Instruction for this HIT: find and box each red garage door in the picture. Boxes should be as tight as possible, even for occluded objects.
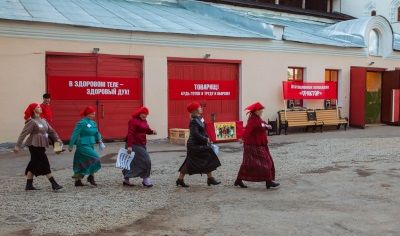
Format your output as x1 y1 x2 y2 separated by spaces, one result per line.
46 53 143 140
168 58 240 130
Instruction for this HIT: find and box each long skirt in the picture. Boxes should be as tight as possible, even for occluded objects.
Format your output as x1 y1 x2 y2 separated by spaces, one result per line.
179 144 221 175
122 145 151 179
73 144 101 178
237 145 275 182
26 146 51 177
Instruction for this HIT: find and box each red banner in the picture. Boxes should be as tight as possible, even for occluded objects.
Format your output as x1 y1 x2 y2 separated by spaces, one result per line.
169 79 237 100
48 76 142 100
282 81 337 100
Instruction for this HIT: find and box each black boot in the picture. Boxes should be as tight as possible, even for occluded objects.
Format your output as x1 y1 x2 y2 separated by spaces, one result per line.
25 179 39 191
176 179 189 188
234 179 248 188
49 177 63 191
266 181 280 189
75 179 85 187
87 175 97 186
207 177 221 186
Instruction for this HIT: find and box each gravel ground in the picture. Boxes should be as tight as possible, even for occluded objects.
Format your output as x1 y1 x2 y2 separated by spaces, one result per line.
0 126 399 235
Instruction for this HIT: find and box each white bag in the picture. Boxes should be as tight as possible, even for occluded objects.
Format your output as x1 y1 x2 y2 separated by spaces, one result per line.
210 144 220 156
116 148 135 170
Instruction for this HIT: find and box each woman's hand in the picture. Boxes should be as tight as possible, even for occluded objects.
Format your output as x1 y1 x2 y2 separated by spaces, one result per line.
13 146 20 153
127 147 132 154
238 139 243 144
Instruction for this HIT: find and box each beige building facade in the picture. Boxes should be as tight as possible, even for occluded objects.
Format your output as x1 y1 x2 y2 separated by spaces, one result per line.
1 1 400 143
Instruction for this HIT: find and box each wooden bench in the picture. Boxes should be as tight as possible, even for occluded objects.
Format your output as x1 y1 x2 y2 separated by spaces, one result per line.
315 109 348 130
278 110 323 135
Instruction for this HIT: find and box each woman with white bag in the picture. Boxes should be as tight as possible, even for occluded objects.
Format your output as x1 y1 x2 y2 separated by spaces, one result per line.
123 106 157 187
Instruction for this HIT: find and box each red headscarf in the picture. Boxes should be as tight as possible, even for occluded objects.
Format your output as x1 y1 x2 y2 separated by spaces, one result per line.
187 102 201 113
245 102 265 113
24 103 39 120
132 106 149 118
80 106 96 117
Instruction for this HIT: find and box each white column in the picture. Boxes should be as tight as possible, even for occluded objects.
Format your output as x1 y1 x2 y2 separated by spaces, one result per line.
275 0 279 4
302 0 306 9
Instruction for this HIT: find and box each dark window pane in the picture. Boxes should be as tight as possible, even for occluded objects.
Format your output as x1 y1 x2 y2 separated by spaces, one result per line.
255 0 276 4
305 0 328 11
397 7 400 21
279 0 302 8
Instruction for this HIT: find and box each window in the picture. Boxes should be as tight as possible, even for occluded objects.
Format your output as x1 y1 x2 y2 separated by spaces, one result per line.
255 0 276 4
369 29 380 56
279 0 302 8
371 10 377 16
305 0 328 12
325 69 339 109
287 67 304 108
397 7 400 21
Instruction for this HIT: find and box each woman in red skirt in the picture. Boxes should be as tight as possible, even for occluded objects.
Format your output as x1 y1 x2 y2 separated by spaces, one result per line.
234 102 279 189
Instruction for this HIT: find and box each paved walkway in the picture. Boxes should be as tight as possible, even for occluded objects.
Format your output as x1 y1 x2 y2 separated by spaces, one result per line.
0 125 399 235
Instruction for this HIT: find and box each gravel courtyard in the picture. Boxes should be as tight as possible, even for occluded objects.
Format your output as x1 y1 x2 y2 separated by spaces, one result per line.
0 126 399 236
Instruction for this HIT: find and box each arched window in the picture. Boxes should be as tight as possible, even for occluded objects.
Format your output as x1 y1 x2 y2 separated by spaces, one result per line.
371 10 377 16
397 7 400 21
369 29 380 56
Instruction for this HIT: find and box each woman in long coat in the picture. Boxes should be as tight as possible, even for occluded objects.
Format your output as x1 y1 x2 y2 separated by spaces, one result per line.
234 102 280 189
123 106 157 187
14 103 63 191
176 102 221 187
68 106 104 187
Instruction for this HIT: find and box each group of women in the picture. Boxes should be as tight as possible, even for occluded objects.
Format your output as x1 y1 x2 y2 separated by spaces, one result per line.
14 100 279 191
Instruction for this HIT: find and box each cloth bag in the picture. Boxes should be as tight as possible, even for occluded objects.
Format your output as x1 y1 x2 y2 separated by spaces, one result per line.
116 148 135 170
210 144 220 156
53 141 63 154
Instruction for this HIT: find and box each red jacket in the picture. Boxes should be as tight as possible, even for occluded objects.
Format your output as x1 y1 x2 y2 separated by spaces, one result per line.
40 103 53 122
126 117 154 147
243 114 268 146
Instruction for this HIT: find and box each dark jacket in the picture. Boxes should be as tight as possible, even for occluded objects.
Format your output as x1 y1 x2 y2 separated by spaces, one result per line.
186 116 209 147
179 116 221 175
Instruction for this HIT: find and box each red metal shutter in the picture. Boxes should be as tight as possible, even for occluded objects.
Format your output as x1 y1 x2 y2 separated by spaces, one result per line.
46 54 98 140
96 55 143 140
168 59 239 130
46 53 143 141
349 67 367 128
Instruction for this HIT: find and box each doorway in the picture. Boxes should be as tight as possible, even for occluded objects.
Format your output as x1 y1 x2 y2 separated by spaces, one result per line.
365 72 382 124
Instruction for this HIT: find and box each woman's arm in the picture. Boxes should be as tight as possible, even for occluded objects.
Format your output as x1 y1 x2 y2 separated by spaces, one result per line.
15 120 35 149
68 120 84 149
190 120 208 144
46 121 61 143
126 119 136 148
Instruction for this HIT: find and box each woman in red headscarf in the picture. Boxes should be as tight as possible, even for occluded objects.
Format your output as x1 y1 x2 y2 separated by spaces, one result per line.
234 102 279 189
68 106 104 187
123 106 157 187
14 103 63 191
175 102 221 187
